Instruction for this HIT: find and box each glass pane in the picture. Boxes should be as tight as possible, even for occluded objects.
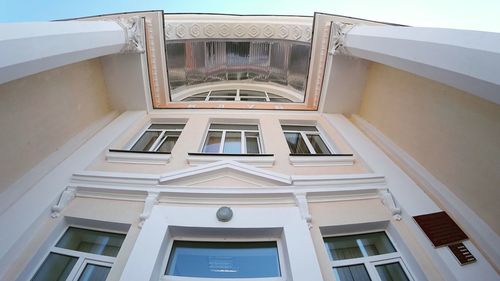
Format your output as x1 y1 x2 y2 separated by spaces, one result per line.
269 97 292 103
240 97 267 102
210 90 237 96
193 92 209 97
324 232 396 261
78 264 111 281
148 124 185 130
182 97 206 101
203 131 222 153
31 253 77 281
239 90 266 97
223 132 242 153
55 227 125 257
281 125 318 132
284 132 310 154
333 264 372 281
376 262 410 281
130 131 161 151
210 124 258 131
166 241 281 278
208 97 236 101
156 134 179 152
245 134 260 154
307 135 331 154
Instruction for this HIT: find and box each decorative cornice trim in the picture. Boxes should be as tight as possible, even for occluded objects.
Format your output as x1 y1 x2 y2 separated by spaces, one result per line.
187 154 275 167
115 16 146 53
106 150 171 165
164 16 312 42
289 155 355 166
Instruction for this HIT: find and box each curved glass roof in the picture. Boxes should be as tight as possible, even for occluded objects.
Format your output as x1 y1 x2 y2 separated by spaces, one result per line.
166 40 311 101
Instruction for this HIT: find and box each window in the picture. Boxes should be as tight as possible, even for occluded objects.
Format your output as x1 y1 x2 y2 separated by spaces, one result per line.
130 124 184 153
182 90 293 103
282 125 332 155
202 124 261 154
323 232 413 281
31 227 126 281
165 241 281 279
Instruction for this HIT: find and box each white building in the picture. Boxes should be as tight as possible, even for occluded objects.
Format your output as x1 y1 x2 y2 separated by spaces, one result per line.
0 10 499 281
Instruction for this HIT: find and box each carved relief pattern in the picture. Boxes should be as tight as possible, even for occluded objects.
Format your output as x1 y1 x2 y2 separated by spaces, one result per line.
145 19 162 104
312 23 331 105
164 22 312 42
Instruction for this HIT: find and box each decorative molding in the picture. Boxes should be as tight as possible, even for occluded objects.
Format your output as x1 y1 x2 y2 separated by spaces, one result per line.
293 192 312 227
115 17 146 53
329 22 354 56
164 21 312 42
51 186 77 218
289 155 355 166
378 189 402 220
187 154 275 167
144 18 162 106
106 150 171 165
139 191 159 228
351 114 500 267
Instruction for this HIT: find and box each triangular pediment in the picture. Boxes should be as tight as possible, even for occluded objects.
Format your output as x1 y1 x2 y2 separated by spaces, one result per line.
159 160 291 187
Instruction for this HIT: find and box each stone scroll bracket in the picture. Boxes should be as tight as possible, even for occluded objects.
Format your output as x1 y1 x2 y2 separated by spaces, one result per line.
138 191 160 228
115 16 146 54
379 189 402 221
329 22 354 57
293 192 313 229
51 186 77 218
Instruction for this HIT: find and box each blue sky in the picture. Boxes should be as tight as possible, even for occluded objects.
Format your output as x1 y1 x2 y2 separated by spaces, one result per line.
1 0 499 32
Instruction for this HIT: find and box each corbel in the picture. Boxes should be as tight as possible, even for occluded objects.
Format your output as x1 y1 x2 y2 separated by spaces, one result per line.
51 186 77 218
379 189 402 221
138 191 160 228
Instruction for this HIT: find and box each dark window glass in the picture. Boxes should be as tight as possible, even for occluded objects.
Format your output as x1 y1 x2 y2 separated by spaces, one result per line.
284 132 310 154
307 135 331 154
31 253 77 281
376 263 410 281
131 131 161 152
77 264 111 281
281 125 318 132
166 241 281 278
333 264 372 281
56 228 125 257
324 232 396 261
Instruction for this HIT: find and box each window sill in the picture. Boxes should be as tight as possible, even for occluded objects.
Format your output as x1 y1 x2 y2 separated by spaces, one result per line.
289 153 354 166
187 153 275 167
106 149 171 165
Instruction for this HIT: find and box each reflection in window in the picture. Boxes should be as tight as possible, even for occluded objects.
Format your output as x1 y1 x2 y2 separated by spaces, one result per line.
31 228 126 281
181 89 293 103
282 125 332 154
131 124 185 153
167 40 311 95
324 232 413 281
202 124 261 154
166 241 281 278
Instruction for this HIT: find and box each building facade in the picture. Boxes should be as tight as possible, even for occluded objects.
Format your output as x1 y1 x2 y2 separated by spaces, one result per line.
0 11 499 281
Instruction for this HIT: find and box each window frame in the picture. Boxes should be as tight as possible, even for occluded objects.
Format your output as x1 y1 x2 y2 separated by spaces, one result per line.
30 226 126 281
161 237 287 281
127 123 185 153
182 89 292 103
281 124 336 155
323 231 415 281
201 123 263 154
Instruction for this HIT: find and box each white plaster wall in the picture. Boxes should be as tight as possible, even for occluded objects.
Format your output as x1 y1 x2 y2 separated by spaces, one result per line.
0 59 111 191
358 62 500 234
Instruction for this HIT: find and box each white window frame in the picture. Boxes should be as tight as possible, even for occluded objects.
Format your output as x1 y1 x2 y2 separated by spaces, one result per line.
324 231 415 281
29 226 126 281
161 237 287 281
182 90 292 103
128 123 184 152
202 123 262 154
281 124 336 155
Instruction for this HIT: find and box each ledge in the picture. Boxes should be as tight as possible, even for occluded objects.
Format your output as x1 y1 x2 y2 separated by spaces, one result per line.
289 153 355 166
187 153 275 167
106 149 171 165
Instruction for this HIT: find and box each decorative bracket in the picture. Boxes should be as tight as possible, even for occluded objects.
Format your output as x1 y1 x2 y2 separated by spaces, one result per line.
293 192 312 228
139 191 160 228
51 186 77 218
329 22 354 56
115 16 146 54
379 189 402 221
